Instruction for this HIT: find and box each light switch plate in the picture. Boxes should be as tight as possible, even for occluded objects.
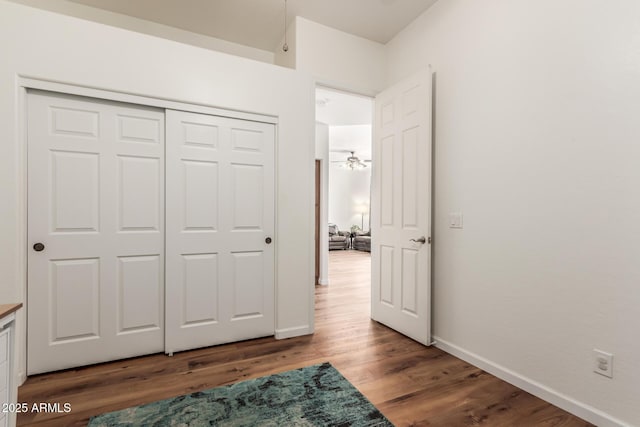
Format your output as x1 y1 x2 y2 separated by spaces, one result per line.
449 212 463 229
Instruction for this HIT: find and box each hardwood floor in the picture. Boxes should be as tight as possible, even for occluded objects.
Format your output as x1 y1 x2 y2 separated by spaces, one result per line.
17 249 591 426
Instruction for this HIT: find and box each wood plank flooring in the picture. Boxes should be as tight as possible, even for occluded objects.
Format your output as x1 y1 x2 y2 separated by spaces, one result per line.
17 250 592 426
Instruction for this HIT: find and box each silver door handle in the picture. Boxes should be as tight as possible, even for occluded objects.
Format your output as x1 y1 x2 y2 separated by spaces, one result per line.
410 236 426 244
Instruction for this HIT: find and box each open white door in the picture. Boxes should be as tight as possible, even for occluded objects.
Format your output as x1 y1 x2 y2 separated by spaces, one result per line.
371 69 432 345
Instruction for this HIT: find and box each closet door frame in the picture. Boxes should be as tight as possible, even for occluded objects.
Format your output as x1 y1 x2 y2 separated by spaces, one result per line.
17 78 279 375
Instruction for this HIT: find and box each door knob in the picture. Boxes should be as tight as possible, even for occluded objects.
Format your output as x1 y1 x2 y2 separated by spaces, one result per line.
265 237 272 244
33 242 45 252
410 237 426 244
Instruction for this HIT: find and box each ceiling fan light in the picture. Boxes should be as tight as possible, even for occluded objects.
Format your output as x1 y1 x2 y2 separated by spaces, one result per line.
335 151 369 170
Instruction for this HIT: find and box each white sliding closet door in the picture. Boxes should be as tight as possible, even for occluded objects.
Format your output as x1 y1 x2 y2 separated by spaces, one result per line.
27 90 165 375
165 110 275 354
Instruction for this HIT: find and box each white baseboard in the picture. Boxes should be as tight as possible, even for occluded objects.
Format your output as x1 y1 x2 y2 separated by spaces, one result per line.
318 279 328 285
434 336 629 427
275 325 312 340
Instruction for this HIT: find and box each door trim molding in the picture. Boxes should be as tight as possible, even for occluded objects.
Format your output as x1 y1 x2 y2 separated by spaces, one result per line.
17 77 282 379
18 76 278 124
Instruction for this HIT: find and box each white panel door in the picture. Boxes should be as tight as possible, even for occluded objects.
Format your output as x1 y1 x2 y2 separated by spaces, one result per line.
371 70 432 345
165 110 275 354
27 90 165 374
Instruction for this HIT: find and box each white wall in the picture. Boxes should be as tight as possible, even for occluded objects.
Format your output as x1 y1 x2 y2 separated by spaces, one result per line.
328 168 371 233
0 0 315 396
296 17 386 96
315 123 329 285
386 1 640 425
8 0 275 63
328 125 372 233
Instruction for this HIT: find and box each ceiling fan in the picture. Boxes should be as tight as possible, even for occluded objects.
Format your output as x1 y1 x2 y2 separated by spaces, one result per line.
331 151 371 170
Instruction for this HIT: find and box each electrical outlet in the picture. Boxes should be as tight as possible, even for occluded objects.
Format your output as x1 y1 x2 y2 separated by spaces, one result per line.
593 349 613 378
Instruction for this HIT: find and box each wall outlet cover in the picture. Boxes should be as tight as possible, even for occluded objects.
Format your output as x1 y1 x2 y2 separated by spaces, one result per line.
593 349 613 378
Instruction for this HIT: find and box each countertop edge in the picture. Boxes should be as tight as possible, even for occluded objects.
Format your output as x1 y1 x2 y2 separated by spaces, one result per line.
0 303 23 320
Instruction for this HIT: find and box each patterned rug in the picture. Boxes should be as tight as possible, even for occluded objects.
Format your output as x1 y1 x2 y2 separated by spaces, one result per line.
88 362 393 426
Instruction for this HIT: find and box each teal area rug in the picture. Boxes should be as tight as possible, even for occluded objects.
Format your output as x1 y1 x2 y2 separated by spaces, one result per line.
88 362 394 426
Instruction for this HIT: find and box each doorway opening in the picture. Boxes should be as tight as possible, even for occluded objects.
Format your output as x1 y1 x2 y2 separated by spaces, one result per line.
314 86 373 321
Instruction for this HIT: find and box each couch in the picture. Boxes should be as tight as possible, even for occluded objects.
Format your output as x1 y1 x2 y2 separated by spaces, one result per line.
353 230 371 252
328 224 350 250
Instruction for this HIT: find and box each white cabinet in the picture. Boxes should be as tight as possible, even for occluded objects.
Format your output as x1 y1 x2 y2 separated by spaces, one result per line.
0 328 8 427
0 307 19 427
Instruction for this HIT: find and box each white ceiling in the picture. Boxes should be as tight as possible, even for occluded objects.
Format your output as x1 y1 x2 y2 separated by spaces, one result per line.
316 87 372 127
67 0 439 52
316 87 373 162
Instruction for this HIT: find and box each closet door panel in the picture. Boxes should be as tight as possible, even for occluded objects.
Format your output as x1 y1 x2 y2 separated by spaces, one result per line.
27 91 165 375
165 110 275 354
